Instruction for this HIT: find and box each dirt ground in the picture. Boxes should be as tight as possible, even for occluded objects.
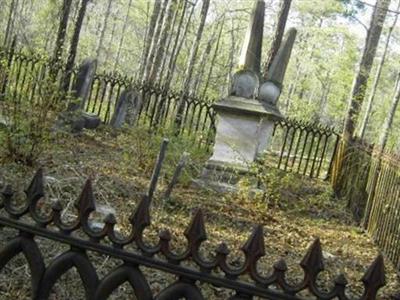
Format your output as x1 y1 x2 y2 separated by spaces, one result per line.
0 127 398 299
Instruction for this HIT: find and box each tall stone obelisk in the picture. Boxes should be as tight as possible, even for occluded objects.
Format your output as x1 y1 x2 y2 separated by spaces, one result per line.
196 0 297 192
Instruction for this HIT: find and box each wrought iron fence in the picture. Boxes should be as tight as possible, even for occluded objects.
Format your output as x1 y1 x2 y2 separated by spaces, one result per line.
0 168 397 300
331 140 400 271
268 118 340 179
366 151 400 270
0 45 338 179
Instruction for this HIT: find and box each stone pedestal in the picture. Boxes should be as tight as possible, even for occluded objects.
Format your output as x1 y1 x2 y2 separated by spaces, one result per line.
196 96 283 192
194 0 296 193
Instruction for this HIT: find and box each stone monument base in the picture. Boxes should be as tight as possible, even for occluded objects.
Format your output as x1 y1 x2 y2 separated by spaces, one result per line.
193 160 261 194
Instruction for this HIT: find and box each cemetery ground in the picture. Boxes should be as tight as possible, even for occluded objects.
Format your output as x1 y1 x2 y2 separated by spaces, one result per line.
0 126 398 299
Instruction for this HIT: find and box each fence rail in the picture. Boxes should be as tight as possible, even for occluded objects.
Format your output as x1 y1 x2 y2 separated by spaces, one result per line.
332 141 400 271
0 168 397 299
269 118 339 179
0 45 338 180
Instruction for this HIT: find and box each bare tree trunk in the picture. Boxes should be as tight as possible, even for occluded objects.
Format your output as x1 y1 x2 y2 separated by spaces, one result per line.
95 0 113 64
50 0 73 78
202 18 224 99
379 72 400 150
285 63 301 113
263 0 292 79
359 0 400 139
139 0 162 77
104 15 117 66
318 77 332 122
4 0 17 47
222 18 238 97
163 1 194 90
148 0 177 82
114 0 133 71
157 0 183 83
62 0 90 93
175 0 210 129
342 0 390 142
143 0 168 82
190 36 213 96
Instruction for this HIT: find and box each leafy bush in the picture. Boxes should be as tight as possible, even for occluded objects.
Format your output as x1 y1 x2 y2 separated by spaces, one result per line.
0 64 64 166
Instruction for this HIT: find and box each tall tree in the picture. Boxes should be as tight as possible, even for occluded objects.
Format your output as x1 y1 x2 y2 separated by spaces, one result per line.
163 0 194 89
342 0 391 141
358 0 400 138
202 17 225 98
114 0 133 70
62 0 90 93
139 0 162 78
50 0 73 78
157 0 183 83
378 72 400 150
190 33 214 96
175 0 210 128
143 0 168 82
4 0 17 47
148 0 177 82
95 0 113 63
263 0 292 79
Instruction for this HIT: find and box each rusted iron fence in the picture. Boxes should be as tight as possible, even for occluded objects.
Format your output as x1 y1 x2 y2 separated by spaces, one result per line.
331 140 400 271
0 45 339 180
269 119 339 179
0 168 397 300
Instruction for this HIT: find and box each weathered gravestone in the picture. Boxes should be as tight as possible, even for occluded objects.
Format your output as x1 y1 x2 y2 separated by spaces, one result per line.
58 58 101 133
110 88 142 128
195 0 297 192
67 58 97 111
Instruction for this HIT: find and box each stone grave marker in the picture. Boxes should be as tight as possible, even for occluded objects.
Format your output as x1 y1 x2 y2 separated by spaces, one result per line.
58 58 101 133
110 88 142 128
195 0 297 192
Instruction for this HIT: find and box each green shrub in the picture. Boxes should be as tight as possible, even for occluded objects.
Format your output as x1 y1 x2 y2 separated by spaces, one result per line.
0 66 64 166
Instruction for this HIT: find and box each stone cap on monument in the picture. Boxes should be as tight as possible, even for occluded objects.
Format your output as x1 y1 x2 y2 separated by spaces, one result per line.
212 96 283 120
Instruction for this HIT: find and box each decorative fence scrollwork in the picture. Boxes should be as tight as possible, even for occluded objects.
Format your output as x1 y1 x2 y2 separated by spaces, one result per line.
0 169 397 299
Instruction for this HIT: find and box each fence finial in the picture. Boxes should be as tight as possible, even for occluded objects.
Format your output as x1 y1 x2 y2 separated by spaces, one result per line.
361 254 386 297
300 238 324 278
242 225 265 261
76 179 96 219
25 168 44 202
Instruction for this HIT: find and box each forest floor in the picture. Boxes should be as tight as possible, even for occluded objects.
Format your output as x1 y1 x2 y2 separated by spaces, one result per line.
0 126 399 299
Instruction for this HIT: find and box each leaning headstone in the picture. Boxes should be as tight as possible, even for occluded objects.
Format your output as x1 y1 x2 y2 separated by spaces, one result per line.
110 89 142 128
68 58 97 111
57 58 101 133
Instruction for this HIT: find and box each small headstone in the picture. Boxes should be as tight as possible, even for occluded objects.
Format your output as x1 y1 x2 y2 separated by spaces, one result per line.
57 58 100 133
110 89 142 128
82 112 101 129
57 109 101 134
68 58 97 111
